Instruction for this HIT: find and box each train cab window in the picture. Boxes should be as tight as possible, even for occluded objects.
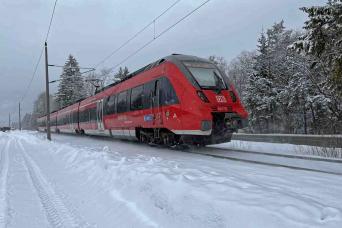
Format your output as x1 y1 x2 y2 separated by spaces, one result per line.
117 91 128 113
160 77 179 105
143 80 155 109
130 85 144 110
183 61 227 90
105 95 116 115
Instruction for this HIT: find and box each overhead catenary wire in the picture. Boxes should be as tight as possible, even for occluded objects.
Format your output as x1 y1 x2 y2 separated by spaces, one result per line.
45 0 58 42
94 0 182 69
19 46 44 103
109 0 212 73
19 0 59 104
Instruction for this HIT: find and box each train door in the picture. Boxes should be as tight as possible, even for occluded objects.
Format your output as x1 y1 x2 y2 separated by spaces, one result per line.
153 79 163 126
96 99 104 131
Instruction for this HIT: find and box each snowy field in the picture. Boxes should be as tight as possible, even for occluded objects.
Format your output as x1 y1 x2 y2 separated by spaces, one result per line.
0 131 342 228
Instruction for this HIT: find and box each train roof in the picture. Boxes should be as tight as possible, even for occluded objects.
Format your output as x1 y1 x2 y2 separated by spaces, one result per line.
165 53 211 63
42 54 212 116
96 54 212 94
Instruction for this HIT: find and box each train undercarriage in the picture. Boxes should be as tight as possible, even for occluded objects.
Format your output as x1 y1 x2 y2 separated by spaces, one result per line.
137 112 246 146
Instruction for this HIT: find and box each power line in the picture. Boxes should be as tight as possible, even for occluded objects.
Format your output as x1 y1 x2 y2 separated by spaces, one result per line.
19 47 44 103
45 0 59 42
109 0 212 73
94 0 182 68
19 0 59 104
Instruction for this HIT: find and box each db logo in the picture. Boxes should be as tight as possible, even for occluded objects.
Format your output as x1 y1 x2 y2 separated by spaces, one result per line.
216 95 227 103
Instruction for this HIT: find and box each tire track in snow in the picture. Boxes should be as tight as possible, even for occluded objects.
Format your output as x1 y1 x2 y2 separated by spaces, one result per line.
16 138 92 228
0 138 11 227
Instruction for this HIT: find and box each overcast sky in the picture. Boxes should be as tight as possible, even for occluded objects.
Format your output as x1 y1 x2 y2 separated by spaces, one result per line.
0 0 326 125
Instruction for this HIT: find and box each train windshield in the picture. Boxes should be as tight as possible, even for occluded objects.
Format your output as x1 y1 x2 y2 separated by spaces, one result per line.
183 61 227 90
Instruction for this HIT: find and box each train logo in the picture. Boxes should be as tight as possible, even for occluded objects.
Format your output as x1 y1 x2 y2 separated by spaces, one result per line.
215 95 227 103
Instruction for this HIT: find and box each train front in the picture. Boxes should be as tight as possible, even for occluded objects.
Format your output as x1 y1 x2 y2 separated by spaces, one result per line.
169 55 248 145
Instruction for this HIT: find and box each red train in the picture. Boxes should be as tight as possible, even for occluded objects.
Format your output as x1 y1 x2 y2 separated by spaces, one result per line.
37 54 248 145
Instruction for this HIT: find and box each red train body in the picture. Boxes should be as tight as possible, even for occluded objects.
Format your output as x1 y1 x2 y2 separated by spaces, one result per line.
37 54 248 145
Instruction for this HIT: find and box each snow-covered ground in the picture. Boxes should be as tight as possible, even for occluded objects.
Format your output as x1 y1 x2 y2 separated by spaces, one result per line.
1 131 342 228
214 140 342 158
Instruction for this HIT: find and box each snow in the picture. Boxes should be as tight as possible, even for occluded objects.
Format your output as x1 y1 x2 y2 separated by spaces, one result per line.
213 140 302 155
213 140 342 158
1 131 342 227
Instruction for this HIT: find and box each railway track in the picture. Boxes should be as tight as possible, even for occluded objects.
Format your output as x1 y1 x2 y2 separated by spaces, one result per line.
37 132 342 176
209 147 342 163
184 146 342 176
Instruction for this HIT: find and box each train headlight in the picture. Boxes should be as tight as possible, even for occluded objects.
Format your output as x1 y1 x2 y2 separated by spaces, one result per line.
201 120 212 131
197 91 209 103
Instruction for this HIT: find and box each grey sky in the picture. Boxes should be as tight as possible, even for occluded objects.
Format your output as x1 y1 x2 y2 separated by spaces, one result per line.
0 0 325 124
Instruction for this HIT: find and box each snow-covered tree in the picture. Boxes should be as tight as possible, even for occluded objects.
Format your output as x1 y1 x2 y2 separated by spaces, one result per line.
242 20 334 133
244 25 281 133
30 92 57 128
294 0 342 132
56 55 86 107
209 56 228 73
227 51 256 98
114 66 129 81
33 92 57 116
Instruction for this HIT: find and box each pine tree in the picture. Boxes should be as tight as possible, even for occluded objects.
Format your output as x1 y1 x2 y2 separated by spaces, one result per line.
114 66 129 81
56 55 86 107
294 0 342 132
245 28 279 133
245 22 317 133
226 51 256 97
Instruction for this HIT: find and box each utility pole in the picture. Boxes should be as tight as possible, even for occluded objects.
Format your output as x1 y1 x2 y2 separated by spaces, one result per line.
18 103 21 130
8 113 11 128
45 42 51 140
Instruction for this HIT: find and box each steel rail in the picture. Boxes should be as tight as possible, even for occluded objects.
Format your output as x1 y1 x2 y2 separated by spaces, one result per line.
208 147 342 163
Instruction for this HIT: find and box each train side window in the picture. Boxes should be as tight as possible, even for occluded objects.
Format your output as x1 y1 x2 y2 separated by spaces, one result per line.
160 77 179 105
130 85 144 110
143 81 154 109
106 95 116 115
104 97 109 115
83 110 87 122
80 110 86 122
90 108 97 121
73 112 78 123
82 110 86 122
117 91 128 113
